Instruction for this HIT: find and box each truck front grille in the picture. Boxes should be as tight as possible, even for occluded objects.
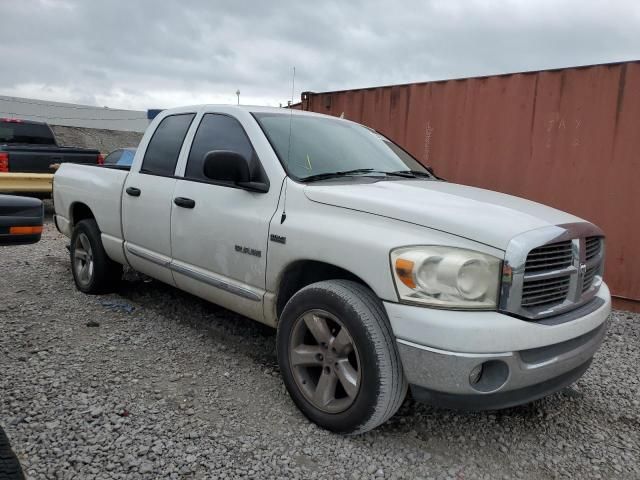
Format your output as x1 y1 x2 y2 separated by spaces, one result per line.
524 240 573 273
585 236 601 261
500 224 605 320
521 241 573 309
582 265 598 293
521 276 571 308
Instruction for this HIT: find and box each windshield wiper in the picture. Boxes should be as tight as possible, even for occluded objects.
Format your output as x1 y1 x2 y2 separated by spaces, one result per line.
302 168 438 183
387 170 435 178
302 168 378 183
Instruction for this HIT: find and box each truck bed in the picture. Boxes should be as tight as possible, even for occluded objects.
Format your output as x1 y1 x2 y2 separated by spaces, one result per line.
53 163 128 245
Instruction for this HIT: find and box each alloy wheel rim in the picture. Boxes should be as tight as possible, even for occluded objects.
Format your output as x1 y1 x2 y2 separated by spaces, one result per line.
289 309 361 413
73 233 94 287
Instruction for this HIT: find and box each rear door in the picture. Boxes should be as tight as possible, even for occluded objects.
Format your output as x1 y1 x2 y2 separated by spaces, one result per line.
122 112 195 284
170 112 280 322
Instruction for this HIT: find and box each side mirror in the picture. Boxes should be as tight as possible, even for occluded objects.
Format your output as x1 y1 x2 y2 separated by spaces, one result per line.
203 150 268 193
0 195 44 246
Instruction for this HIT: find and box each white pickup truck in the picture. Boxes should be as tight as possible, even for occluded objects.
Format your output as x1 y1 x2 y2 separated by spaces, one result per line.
53 105 611 434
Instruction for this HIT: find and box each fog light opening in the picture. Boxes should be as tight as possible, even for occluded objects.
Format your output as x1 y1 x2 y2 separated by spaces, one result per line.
468 360 509 393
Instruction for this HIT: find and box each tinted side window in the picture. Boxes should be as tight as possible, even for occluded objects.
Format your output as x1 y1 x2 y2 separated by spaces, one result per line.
185 114 261 182
119 149 135 166
104 150 123 165
141 114 195 176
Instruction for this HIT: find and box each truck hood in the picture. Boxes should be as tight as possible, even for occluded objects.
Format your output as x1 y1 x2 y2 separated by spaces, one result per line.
304 180 585 250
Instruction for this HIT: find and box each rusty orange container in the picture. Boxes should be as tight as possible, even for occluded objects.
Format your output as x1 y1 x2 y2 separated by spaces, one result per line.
302 61 640 311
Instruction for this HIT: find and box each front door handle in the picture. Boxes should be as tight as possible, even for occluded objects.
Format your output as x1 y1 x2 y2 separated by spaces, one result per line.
126 187 141 197
174 197 195 209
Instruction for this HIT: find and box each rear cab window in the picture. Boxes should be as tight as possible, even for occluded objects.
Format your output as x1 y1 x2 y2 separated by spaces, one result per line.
0 120 56 145
140 114 195 176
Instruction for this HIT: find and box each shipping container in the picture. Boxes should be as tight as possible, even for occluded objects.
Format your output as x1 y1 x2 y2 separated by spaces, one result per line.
302 61 640 311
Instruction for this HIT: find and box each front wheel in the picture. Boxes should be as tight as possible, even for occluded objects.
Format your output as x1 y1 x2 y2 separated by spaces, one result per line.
277 280 407 434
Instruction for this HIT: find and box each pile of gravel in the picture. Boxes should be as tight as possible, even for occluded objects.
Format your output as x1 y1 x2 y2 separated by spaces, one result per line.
0 219 638 479
50 125 142 154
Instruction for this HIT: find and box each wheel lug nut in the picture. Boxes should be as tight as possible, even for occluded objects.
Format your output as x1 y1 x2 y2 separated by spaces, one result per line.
316 354 323 361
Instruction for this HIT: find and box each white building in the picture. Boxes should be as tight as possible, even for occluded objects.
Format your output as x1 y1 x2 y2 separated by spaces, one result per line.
0 95 149 132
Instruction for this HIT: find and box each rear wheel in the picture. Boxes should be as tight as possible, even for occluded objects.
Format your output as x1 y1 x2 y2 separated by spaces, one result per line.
70 219 122 294
277 280 407 434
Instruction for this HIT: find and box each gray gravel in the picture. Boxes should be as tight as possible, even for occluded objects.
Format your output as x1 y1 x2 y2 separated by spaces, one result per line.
1 215 639 479
50 125 142 154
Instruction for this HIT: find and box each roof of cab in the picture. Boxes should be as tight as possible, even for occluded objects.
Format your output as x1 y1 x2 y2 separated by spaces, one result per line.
160 104 333 119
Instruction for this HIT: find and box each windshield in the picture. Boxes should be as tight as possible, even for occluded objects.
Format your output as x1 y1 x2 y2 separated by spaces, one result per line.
253 113 429 181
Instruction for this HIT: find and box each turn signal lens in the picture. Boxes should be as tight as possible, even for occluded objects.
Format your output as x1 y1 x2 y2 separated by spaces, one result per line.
395 258 416 288
9 226 43 235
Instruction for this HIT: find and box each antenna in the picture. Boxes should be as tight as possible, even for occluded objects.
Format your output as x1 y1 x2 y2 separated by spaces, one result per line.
281 66 295 224
290 67 296 105
285 66 296 166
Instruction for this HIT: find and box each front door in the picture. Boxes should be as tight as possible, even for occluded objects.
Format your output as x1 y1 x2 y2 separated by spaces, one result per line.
170 113 281 322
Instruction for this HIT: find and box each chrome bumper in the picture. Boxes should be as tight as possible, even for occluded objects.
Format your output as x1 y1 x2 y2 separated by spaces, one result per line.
398 320 607 410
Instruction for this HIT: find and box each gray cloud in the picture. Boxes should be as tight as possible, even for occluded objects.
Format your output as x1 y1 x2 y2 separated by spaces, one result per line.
0 0 638 110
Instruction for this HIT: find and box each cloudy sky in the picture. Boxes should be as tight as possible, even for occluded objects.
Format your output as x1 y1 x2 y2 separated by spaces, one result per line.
0 0 638 110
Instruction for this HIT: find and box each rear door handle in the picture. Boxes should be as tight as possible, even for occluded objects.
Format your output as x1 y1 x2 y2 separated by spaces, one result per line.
126 187 141 197
174 197 195 209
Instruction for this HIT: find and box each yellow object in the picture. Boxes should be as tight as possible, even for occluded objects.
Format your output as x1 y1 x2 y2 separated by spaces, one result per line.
0 173 54 194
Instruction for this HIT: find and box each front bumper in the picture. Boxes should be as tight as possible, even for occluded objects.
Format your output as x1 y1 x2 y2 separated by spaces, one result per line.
384 284 611 410
409 359 593 410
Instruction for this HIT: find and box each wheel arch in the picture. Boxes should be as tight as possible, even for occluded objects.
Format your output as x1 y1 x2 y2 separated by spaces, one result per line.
274 259 376 321
70 201 96 227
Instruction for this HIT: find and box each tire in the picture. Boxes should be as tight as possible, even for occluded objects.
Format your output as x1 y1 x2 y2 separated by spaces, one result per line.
277 280 407 434
0 427 25 480
70 219 122 294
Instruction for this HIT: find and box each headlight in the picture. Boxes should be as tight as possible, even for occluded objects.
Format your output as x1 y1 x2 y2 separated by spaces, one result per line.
391 246 502 309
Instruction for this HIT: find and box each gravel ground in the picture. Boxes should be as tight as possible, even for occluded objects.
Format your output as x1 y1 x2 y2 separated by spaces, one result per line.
50 125 142 154
1 215 639 480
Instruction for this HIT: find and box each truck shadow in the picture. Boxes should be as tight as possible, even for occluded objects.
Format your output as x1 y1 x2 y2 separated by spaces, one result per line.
114 271 279 369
